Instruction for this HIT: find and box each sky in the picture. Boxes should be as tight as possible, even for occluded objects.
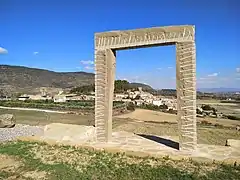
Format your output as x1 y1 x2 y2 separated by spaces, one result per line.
0 0 239 89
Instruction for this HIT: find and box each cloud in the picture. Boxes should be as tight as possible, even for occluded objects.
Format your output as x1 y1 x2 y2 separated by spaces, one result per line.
0 47 8 54
207 73 218 77
168 66 173 69
236 68 240 73
84 66 94 70
199 77 208 80
33 52 39 55
80 60 94 65
157 67 162 70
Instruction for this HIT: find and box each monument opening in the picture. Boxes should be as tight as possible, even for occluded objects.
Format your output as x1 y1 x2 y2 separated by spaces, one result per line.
116 45 176 90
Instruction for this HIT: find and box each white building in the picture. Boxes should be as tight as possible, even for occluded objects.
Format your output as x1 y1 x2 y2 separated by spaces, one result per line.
18 95 30 101
53 94 77 103
145 98 153 104
29 95 52 101
122 99 132 103
135 99 144 106
115 93 128 99
152 100 163 106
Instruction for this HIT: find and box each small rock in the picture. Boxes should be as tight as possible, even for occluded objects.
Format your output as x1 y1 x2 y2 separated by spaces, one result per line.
0 114 16 128
236 125 240 131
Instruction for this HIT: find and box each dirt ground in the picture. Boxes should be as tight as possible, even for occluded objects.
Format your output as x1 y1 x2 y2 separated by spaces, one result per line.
1 108 240 146
117 109 240 127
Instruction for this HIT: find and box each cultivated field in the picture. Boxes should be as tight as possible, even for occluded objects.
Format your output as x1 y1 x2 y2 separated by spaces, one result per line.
1 107 240 179
198 99 240 118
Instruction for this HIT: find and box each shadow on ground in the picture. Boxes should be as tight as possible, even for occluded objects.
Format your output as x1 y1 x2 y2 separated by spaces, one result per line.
137 134 179 150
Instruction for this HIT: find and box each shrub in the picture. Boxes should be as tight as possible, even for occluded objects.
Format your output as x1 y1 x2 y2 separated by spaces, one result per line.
200 120 212 126
126 102 135 111
159 104 168 110
201 104 213 111
226 115 240 121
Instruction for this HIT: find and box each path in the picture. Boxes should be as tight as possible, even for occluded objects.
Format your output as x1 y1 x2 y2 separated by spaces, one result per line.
0 106 67 114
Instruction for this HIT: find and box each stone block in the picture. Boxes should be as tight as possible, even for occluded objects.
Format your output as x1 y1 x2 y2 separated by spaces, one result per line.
0 114 16 128
43 123 96 143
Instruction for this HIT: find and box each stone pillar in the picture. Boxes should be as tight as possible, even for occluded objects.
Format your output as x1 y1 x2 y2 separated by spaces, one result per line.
105 49 116 141
176 42 197 151
95 49 116 142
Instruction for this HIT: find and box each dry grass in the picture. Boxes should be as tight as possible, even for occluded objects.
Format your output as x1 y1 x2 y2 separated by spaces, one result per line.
0 154 47 180
114 120 240 146
1 141 239 180
31 144 92 170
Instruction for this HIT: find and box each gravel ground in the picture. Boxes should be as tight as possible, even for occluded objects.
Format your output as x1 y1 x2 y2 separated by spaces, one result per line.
0 124 44 142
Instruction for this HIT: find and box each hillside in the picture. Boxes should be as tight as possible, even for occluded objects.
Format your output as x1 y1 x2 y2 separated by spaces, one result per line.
129 82 153 91
0 65 94 93
0 65 153 94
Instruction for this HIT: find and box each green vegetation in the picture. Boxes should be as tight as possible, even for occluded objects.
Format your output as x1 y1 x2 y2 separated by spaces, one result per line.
114 80 131 93
0 140 239 180
201 105 216 112
70 84 95 94
225 115 240 121
70 80 132 94
126 102 135 111
70 80 154 95
0 100 125 112
220 100 240 103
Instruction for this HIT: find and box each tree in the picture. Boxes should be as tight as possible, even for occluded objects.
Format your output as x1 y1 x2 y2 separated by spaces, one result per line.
70 84 95 94
126 102 135 111
201 105 213 111
114 80 130 93
159 104 168 110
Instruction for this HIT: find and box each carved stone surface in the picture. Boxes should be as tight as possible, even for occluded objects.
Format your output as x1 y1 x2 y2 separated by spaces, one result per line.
94 25 197 151
176 42 197 151
95 25 194 50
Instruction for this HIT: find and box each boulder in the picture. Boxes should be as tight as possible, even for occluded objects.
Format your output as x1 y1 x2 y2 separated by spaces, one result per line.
225 139 240 148
43 123 96 143
236 125 240 131
0 114 16 128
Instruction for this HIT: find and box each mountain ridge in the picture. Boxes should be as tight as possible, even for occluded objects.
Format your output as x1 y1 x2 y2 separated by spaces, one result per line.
0 65 153 94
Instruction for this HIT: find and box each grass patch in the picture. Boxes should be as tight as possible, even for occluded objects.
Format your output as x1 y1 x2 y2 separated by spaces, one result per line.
0 141 240 180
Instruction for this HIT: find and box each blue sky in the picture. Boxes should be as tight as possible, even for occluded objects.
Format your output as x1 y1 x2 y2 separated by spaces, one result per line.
0 0 239 89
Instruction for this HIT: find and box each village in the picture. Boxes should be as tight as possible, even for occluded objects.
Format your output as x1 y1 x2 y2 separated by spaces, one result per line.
14 87 177 110
4 86 225 119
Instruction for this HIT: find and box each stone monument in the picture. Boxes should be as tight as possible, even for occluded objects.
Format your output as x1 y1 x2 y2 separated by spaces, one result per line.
94 25 197 151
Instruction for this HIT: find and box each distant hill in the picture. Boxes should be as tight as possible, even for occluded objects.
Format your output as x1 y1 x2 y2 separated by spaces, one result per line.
0 65 94 93
0 65 153 94
198 88 240 93
129 83 153 91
